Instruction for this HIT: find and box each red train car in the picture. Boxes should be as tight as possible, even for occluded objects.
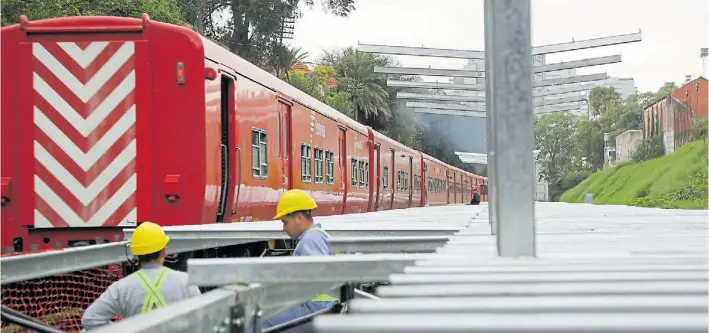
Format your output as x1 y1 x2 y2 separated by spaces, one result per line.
0 14 486 260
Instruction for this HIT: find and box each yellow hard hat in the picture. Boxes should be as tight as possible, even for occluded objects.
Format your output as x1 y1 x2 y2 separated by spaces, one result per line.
273 189 318 220
129 221 170 256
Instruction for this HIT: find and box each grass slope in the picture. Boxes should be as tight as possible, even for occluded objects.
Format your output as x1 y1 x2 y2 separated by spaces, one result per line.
560 140 708 209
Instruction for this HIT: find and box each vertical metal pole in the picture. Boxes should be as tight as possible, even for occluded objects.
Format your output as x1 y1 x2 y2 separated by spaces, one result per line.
488 0 536 257
483 0 497 236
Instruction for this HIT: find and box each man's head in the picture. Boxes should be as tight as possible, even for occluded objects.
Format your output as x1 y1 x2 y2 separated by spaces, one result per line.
273 189 318 239
280 209 314 239
129 221 170 266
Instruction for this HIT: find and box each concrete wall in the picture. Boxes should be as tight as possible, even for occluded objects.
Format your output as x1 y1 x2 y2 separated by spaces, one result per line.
615 130 643 162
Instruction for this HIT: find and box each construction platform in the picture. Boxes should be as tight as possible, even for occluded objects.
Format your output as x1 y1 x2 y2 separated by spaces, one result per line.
89 202 708 333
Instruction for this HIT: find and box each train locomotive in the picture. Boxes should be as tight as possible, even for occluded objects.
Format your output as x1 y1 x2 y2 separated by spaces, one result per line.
0 14 487 264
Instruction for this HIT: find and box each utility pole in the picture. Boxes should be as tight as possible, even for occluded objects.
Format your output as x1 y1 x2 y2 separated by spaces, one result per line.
700 48 708 78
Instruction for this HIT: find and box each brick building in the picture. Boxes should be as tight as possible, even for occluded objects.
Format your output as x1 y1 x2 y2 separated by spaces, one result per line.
643 95 694 154
671 76 708 119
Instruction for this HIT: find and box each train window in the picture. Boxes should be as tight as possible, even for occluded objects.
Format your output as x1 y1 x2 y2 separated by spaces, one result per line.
351 159 358 186
358 161 365 187
251 128 268 178
383 167 388 190
364 162 369 188
301 144 312 183
414 175 420 192
277 111 281 158
284 114 289 159
314 147 324 184
396 171 401 191
325 150 334 184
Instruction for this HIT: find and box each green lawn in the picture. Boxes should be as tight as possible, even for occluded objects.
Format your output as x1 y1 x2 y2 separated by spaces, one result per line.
560 140 708 209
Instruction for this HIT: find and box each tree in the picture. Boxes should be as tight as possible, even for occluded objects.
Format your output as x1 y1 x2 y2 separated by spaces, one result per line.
277 46 311 82
588 86 622 117
320 47 394 122
573 118 605 170
534 112 580 184
2 0 185 27
182 0 355 73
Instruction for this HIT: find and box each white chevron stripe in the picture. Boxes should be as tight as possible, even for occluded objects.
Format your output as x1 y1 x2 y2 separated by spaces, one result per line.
34 210 54 228
34 105 136 171
33 42 134 103
57 42 109 69
117 208 138 227
35 174 137 227
34 70 136 137
34 139 136 206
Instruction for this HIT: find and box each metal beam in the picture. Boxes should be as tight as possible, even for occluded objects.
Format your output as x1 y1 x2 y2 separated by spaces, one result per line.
375 55 620 78
329 236 451 253
347 295 708 314
413 108 486 118
313 313 707 333
410 101 583 117
486 0 536 257
387 72 608 91
186 254 431 286
376 66 484 78
402 94 585 107
357 31 641 59
407 101 485 112
398 92 485 103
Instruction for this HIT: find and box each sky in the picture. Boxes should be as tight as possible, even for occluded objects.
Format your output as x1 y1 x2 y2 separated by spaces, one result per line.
290 0 709 93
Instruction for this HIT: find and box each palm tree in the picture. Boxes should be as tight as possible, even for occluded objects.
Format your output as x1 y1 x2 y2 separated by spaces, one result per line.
277 45 311 83
332 50 391 122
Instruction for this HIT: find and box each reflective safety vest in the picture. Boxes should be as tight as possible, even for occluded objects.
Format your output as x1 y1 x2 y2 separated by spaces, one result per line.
296 226 340 303
134 267 170 313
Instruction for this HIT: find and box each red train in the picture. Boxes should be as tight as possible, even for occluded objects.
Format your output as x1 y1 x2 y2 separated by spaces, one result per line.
0 14 487 258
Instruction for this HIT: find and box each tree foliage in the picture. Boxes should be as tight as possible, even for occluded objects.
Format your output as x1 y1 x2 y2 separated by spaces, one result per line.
533 79 708 202
534 112 580 184
2 0 185 26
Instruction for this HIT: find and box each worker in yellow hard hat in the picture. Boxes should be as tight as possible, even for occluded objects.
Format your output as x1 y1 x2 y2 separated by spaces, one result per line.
81 222 201 331
261 189 339 330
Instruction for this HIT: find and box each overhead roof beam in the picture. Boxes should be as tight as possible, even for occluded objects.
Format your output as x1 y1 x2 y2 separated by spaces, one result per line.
374 55 621 78
357 31 641 59
412 103 583 118
399 93 586 105
387 73 609 91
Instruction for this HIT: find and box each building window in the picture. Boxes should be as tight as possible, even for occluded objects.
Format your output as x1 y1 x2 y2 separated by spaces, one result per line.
301 144 312 182
252 128 268 178
314 147 324 184
325 150 334 184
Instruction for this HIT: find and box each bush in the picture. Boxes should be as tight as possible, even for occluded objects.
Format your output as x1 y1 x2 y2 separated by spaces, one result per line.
561 170 592 191
692 118 708 141
631 135 664 162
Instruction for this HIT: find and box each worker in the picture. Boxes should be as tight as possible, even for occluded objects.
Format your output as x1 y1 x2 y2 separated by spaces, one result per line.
470 186 481 205
81 222 201 331
260 189 339 330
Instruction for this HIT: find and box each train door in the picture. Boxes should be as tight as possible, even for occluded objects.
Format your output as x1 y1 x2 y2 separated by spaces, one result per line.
422 162 427 206
374 144 381 210
338 127 347 213
278 101 292 192
389 149 395 209
216 74 236 223
408 156 413 207
446 171 452 204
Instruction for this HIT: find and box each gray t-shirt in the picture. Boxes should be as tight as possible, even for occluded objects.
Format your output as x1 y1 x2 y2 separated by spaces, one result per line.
81 265 201 330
